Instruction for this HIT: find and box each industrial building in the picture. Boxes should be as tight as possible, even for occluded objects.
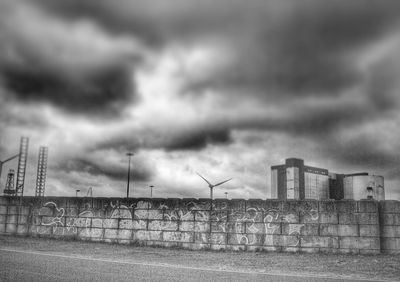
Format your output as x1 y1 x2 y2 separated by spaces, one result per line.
271 158 384 201
330 172 385 201
271 158 329 200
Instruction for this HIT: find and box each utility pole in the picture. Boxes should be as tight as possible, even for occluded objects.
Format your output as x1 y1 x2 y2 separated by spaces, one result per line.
149 185 154 198
126 152 134 198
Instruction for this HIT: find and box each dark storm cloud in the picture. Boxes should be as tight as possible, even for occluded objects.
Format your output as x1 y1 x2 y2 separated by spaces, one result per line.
54 157 152 182
33 0 400 97
2 63 134 115
0 0 141 116
95 126 231 152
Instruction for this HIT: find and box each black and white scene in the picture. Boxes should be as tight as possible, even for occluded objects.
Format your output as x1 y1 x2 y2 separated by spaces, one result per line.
0 0 400 281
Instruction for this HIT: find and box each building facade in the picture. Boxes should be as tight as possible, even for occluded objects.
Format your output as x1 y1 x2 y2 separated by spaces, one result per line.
271 158 385 201
271 158 329 200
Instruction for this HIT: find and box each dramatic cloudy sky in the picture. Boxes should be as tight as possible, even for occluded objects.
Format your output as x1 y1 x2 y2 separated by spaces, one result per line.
0 0 400 199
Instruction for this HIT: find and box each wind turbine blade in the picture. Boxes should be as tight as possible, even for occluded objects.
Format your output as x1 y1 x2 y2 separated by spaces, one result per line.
196 172 212 186
214 178 232 187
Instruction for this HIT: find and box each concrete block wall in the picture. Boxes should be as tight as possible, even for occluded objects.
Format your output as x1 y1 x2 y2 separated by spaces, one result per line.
0 196 396 254
380 201 400 254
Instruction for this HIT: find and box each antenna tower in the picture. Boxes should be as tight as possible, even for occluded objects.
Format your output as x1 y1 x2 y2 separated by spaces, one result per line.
16 137 29 197
3 169 16 196
35 146 48 197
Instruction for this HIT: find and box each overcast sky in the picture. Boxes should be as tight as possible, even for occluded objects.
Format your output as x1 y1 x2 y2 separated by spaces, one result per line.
0 0 399 200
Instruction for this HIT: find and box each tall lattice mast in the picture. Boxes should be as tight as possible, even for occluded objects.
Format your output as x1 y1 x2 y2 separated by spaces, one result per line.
3 169 16 196
35 146 48 197
16 137 29 197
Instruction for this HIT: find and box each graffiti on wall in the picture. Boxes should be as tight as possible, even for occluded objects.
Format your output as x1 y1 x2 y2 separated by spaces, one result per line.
32 199 319 247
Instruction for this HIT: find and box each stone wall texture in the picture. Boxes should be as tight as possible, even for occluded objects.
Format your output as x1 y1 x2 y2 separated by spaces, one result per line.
0 196 398 254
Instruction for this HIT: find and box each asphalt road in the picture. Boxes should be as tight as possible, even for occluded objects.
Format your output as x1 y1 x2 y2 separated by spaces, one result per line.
0 248 393 282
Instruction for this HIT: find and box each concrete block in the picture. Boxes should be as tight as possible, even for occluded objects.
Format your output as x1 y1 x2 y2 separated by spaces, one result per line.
0 215 6 223
119 219 134 229
299 211 319 224
0 198 9 205
358 237 380 250
37 207 53 216
318 201 337 212
282 223 303 235
319 213 338 224
53 226 78 237
338 225 358 236
8 206 18 214
210 244 226 251
381 213 400 225
357 201 378 213
264 234 282 246
34 226 51 235
360 249 381 255
359 225 379 237
246 222 265 234
264 200 282 212
246 199 265 211
320 224 338 236
85 228 103 238
210 233 226 245
380 201 400 213
226 221 245 233
280 235 301 247
118 229 132 240
381 238 400 251
148 220 178 231
265 222 280 234
210 211 228 222
132 220 147 230
19 206 31 215
104 229 118 239
209 221 225 233
17 215 28 224
228 211 247 222
74 217 91 228
194 221 210 232
279 212 299 223
145 209 164 220
194 232 209 244
102 218 118 229
17 225 28 234
301 236 339 248
338 213 358 225
227 233 262 245
358 213 379 225
6 215 17 224
194 210 210 222
0 206 7 214
163 231 194 243
339 237 359 249
225 244 246 251
65 208 79 217
41 216 65 226
180 221 194 231
336 201 357 213
228 200 246 212
213 199 229 210
133 209 149 220
382 225 400 237
0 224 5 233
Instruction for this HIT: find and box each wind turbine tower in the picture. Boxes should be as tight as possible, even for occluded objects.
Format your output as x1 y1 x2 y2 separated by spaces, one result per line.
196 172 232 200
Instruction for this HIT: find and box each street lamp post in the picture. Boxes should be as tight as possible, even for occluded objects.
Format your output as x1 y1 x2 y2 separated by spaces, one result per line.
149 185 154 198
126 152 134 198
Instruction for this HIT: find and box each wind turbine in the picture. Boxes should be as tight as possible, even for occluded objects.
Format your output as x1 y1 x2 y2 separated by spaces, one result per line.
196 172 232 200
